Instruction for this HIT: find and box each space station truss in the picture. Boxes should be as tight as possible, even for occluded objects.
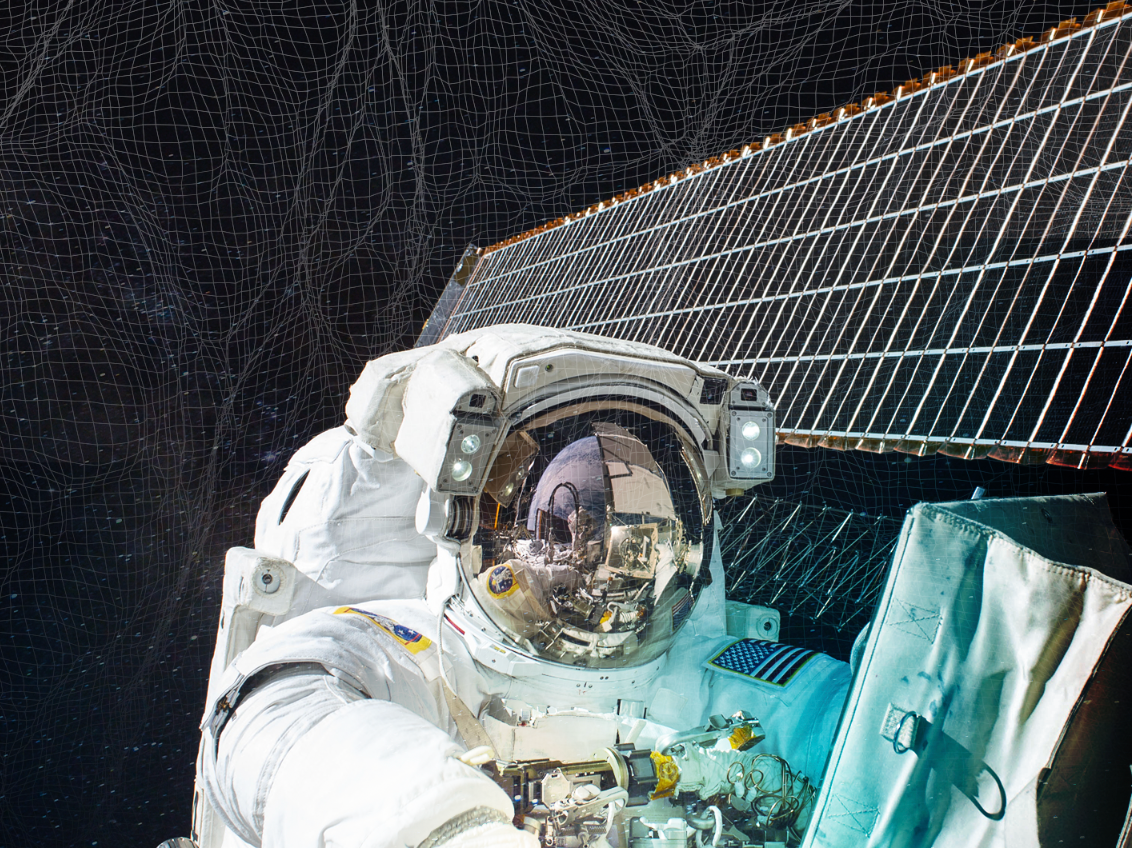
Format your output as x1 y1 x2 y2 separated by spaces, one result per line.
719 496 902 638
422 4 1132 471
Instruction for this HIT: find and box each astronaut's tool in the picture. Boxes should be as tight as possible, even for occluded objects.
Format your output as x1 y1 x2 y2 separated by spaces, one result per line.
490 727 818 847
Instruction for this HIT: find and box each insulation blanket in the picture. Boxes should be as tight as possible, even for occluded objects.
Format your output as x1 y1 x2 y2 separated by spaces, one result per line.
804 493 1132 848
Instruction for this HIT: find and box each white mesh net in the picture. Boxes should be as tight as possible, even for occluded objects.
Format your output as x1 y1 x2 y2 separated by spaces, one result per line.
1 3 1128 846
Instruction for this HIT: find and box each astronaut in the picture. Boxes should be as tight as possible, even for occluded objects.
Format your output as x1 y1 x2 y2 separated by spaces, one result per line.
191 325 851 848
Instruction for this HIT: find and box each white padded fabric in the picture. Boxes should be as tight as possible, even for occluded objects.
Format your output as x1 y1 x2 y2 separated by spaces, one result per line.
253 427 436 620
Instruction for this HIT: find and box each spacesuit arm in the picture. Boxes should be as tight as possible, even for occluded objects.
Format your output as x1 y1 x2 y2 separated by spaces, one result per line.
199 610 534 848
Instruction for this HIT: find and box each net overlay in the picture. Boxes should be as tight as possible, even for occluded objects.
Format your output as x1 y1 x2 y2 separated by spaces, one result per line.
422 7 1132 472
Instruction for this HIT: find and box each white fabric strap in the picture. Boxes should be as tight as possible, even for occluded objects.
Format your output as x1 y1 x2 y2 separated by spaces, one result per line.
440 678 495 754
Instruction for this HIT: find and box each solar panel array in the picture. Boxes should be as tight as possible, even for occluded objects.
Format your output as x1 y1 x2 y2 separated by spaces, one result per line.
423 8 1132 471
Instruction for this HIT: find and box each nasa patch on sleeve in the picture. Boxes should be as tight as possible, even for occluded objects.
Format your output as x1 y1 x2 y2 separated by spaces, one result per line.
486 563 519 599
333 606 432 655
708 638 816 687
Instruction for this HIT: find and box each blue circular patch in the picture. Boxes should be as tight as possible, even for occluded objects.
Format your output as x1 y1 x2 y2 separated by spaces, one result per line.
487 564 517 598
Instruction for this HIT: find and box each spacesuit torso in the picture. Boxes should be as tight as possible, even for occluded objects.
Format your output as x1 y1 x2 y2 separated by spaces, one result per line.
192 326 855 848
201 592 848 848
198 423 849 848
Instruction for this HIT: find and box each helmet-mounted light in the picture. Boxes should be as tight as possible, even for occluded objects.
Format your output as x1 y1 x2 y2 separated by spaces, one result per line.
394 348 507 496
726 383 774 481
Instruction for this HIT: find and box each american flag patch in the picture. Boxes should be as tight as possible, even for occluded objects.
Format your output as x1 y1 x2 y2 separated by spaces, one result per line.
708 639 816 687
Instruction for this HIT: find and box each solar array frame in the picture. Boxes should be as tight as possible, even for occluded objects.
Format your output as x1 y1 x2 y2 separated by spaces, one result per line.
424 13 1132 470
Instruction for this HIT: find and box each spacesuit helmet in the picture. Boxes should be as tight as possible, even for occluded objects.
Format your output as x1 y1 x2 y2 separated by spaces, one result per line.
460 404 713 669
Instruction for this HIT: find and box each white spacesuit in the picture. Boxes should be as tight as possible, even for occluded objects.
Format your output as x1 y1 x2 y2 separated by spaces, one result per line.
191 324 852 848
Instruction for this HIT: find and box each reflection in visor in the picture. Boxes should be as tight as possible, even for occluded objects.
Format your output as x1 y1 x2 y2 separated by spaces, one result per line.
483 430 538 507
526 435 606 547
595 423 677 522
468 419 705 668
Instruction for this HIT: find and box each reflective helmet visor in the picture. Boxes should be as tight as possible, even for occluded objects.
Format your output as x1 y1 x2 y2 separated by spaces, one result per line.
464 409 711 669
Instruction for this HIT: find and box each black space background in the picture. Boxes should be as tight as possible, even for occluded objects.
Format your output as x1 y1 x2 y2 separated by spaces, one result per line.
1 2 1129 846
